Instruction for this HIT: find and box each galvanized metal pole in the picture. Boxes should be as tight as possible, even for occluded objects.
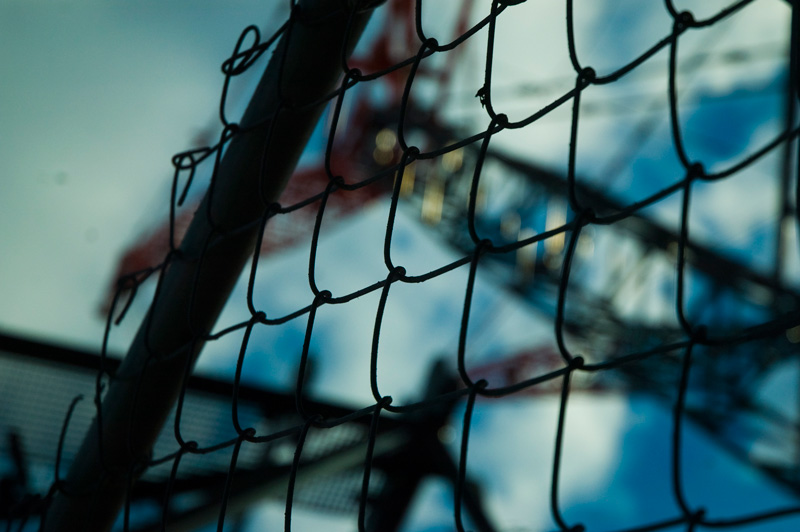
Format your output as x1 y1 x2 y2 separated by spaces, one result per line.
42 2 380 530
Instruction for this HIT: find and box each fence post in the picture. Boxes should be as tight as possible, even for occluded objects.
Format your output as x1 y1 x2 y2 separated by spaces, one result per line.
42 2 380 530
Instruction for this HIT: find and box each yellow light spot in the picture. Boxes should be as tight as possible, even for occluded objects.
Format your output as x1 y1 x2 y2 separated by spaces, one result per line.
517 228 538 276
399 163 416 197
577 231 594 259
376 128 397 151
468 183 486 214
544 198 566 255
421 178 444 225
373 147 394 165
373 128 398 166
442 147 463 173
501 212 521 241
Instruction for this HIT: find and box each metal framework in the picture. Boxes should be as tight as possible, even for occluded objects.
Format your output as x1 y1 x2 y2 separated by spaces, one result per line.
0 332 496 531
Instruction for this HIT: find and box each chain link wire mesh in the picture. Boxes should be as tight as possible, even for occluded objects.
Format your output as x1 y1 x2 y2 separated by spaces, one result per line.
5 0 800 530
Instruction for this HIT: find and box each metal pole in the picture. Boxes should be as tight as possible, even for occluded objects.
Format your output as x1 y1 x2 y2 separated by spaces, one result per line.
42 2 380 530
